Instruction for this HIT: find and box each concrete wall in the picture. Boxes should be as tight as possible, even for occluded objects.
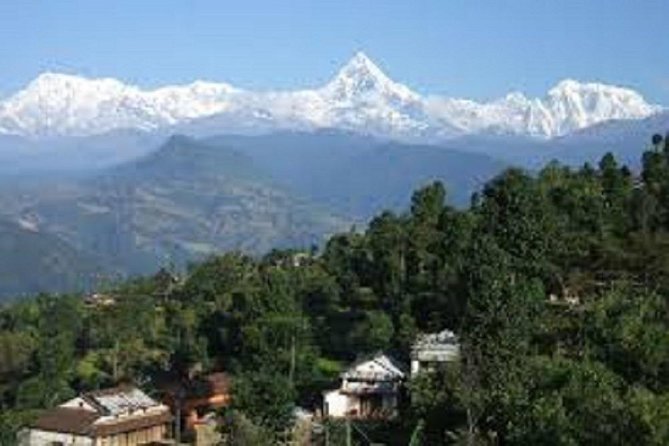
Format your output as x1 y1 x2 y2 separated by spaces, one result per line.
99 424 168 446
19 425 168 446
323 391 352 418
323 392 399 419
20 429 93 446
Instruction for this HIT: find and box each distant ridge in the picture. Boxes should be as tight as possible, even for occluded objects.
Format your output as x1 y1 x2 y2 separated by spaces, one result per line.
0 219 104 298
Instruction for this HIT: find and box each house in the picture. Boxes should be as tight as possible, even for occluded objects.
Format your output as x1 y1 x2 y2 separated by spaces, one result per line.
159 372 231 434
83 293 116 307
410 329 460 376
19 385 173 446
323 353 406 419
181 372 231 431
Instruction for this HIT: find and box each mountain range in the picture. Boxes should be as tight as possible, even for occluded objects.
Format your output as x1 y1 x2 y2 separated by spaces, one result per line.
0 52 668 298
0 52 663 141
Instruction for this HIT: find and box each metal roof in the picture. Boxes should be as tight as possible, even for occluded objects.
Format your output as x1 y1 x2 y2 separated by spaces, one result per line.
83 386 160 415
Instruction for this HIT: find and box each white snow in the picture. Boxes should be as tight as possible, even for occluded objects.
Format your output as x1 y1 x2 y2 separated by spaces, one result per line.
0 52 662 140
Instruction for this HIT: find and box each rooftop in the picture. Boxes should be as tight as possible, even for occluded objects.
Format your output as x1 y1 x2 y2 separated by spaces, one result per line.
32 407 100 436
342 353 406 382
413 329 458 347
29 385 171 437
411 329 460 363
83 385 160 416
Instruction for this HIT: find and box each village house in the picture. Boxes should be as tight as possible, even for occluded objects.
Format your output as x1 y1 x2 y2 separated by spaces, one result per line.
18 385 173 446
323 353 406 419
153 371 231 444
83 293 117 307
182 372 231 431
410 329 460 376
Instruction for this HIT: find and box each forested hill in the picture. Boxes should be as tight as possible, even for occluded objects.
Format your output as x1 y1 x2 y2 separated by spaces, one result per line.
2 135 669 444
0 135 348 283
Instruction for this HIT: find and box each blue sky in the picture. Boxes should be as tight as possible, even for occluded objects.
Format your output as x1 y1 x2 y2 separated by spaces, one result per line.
1 0 668 103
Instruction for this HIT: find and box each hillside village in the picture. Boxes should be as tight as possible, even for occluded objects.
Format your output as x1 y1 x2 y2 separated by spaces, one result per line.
19 331 459 445
18 264 461 445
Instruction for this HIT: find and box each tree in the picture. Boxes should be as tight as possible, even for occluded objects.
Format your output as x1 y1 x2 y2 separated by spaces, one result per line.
367 211 406 301
651 133 664 151
221 411 275 446
507 357 646 445
476 168 558 282
459 235 544 440
409 366 461 444
584 286 669 391
348 310 394 353
231 372 297 433
410 182 446 226
628 387 669 446
0 331 36 378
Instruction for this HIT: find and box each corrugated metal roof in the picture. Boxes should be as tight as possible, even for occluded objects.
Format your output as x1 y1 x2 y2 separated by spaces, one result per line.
84 386 160 415
342 353 406 381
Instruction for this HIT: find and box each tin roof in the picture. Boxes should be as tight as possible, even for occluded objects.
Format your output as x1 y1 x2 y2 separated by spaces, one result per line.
83 385 160 415
31 390 172 438
342 352 406 381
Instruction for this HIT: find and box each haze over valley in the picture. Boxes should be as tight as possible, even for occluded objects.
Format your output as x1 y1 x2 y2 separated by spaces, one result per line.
0 52 667 296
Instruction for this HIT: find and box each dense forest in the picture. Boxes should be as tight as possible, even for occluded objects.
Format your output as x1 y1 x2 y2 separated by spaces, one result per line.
2 135 669 445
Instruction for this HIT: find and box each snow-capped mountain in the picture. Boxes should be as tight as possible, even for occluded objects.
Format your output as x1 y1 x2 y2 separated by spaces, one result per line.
424 79 662 138
0 52 663 140
0 73 241 137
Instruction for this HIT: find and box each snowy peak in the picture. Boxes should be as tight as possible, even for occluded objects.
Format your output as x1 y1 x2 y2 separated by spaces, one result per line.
548 78 634 98
0 53 663 140
541 79 661 136
0 73 140 137
322 52 420 103
426 79 662 138
546 78 655 111
329 52 393 89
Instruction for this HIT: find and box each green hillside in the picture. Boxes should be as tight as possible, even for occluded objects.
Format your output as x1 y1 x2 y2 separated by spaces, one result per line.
0 136 347 276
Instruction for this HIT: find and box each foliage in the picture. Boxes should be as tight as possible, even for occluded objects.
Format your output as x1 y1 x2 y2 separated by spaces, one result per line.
220 411 275 446
1 137 669 444
230 372 297 433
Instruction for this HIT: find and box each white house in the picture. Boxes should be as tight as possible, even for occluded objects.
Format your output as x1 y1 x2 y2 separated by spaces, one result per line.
323 353 406 419
410 329 460 376
19 385 173 446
